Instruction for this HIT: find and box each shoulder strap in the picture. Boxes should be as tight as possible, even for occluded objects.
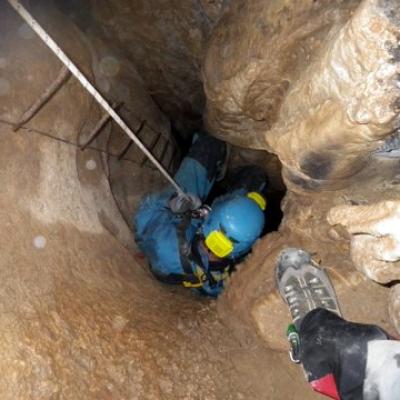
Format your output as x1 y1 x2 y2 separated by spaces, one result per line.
176 213 219 288
175 213 205 288
176 213 195 275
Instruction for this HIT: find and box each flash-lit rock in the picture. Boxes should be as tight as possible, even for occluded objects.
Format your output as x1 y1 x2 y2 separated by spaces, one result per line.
328 200 400 283
204 0 400 191
1 0 400 398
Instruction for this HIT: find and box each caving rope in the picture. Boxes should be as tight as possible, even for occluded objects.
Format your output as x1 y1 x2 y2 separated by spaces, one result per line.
7 0 189 200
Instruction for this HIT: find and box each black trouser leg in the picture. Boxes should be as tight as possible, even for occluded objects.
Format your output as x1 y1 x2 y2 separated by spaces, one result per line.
226 165 268 195
299 309 389 400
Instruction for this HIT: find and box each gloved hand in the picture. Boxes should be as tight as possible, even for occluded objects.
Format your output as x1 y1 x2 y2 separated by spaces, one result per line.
169 192 202 214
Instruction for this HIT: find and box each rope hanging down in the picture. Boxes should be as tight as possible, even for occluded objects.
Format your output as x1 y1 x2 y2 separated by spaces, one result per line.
7 0 187 198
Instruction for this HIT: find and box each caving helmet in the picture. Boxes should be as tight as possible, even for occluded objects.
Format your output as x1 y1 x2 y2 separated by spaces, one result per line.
201 192 266 259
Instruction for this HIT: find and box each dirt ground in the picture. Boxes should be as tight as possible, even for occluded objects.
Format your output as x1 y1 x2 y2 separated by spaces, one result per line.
1 1 399 399
0 6 316 399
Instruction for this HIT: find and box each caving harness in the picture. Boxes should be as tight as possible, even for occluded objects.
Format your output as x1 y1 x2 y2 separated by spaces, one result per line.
177 211 232 290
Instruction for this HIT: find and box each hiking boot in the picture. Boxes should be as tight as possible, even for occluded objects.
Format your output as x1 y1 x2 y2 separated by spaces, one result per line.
275 248 341 329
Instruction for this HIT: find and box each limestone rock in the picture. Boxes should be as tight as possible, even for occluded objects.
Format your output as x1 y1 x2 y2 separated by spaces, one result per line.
328 201 400 283
0 3 317 399
204 0 400 191
220 184 399 350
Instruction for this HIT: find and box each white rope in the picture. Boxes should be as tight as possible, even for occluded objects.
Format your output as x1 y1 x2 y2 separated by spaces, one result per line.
7 0 187 197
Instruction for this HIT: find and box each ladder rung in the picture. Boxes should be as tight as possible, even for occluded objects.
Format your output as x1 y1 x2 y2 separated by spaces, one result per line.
80 102 120 151
13 66 70 132
140 132 161 166
118 120 146 160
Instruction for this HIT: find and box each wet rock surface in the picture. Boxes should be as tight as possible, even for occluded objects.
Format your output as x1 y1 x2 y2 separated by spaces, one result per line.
2 0 400 398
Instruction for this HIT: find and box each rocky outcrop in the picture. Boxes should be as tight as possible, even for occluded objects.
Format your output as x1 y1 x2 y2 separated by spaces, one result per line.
204 0 400 191
327 199 400 337
328 200 400 283
0 3 314 399
220 188 396 351
3 0 400 398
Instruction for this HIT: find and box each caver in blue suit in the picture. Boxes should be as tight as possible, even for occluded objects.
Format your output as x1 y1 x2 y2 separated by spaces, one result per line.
134 134 267 297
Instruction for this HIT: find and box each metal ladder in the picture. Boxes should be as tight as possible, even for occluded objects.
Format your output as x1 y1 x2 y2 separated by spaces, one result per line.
12 65 180 174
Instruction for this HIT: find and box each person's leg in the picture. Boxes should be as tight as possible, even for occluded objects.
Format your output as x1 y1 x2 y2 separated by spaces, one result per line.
275 248 391 400
173 134 227 201
275 248 341 330
224 165 268 196
299 308 389 400
364 340 400 400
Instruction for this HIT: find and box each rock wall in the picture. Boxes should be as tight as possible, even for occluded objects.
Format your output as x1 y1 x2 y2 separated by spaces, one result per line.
197 0 400 353
0 3 314 399
2 0 400 398
58 0 230 136
204 0 400 191
220 154 400 350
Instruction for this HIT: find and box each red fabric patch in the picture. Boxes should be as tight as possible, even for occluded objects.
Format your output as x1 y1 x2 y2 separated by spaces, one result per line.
310 374 340 400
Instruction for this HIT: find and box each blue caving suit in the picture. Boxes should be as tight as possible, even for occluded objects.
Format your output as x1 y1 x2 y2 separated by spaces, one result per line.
134 135 266 297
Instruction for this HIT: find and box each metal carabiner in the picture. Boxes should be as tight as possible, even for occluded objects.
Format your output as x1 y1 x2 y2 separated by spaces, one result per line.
287 324 301 364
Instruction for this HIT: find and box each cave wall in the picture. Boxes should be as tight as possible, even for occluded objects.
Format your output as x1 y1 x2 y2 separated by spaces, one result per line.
204 0 400 191
203 0 361 146
201 0 400 352
2 0 400 398
220 157 400 350
0 3 315 399
62 0 230 136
